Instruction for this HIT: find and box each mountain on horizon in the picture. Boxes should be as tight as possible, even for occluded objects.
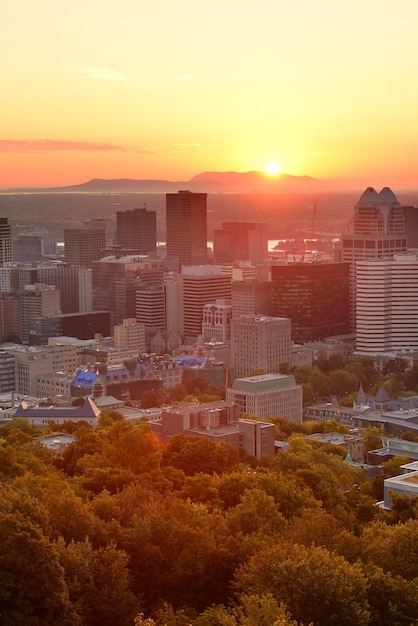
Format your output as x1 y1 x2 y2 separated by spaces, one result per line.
3 170 324 194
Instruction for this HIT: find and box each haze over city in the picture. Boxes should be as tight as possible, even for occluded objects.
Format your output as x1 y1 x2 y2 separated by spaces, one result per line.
2 0 418 189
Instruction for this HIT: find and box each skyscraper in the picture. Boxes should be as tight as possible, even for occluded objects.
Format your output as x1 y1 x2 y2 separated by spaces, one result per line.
116 207 157 256
180 265 231 335
166 191 207 270
356 254 418 353
0 217 13 264
270 262 350 343
341 187 407 328
213 222 268 265
231 315 291 378
64 227 106 268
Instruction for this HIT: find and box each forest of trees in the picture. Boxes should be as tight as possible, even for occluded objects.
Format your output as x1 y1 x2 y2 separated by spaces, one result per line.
2 403 418 625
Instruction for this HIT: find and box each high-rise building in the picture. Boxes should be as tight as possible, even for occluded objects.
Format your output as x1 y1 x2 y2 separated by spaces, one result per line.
92 255 163 327
0 292 20 342
356 254 418 353
270 262 350 343
213 222 268 265
202 299 232 342
14 233 44 263
341 187 408 329
180 266 231 335
116 207 157 256
64 227 106 268
0 218 13 264
19 283 61 344
231 315 291 378
231 277 272 318
166 191 207 270
136 286 165 329
403 205 418 249
114 318 146 353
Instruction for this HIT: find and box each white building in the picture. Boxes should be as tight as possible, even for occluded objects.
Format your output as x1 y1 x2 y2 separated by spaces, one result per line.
356 254 418 353
202 299 232 343
114 318 145 353
231 315 291 378
180 265 231 335
226 373 303 424
340 187 408 329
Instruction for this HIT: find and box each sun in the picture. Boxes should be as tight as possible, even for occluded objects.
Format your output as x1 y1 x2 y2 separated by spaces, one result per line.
264 162 282 176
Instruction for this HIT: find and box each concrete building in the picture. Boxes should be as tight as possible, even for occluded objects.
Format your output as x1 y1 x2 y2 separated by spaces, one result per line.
20 283 61 344
231 277 272 318
356 254 418 353
64 227 106 268
14 396 101 428
306 432 365 463
149 399 275 459
136 285 165 330
180 265 231 335
213 222 268 265
83 218 116 248
202 299 232 342
226 373 303 424
340 187 408 329
166 191 208 270
4 342 79 395
14 233 44 263
270 262 350 343
0 350 17 392
231 315 291 378
116 207 157 257
0 266 19 292
114 318 145 353
92 255 163 327
0 218 13 265
0 292 21 342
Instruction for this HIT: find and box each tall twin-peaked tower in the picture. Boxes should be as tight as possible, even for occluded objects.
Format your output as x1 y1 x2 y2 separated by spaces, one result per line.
341 187 407 329
166 191 208 271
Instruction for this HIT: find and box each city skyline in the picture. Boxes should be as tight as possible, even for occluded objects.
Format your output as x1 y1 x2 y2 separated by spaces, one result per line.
2 1 418 189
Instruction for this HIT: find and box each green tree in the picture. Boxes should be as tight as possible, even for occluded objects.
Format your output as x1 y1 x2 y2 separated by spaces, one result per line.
0 512 78 625
141 389 163 408
56 537 138 626
328 369 359 397
234 541 370 626
162 434 240 476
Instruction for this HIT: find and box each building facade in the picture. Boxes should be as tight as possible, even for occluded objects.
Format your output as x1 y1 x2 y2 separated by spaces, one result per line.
92 255 163 327
231 315 291 378
270 262 350 344
340 187 408 329
20 283 61 344
226 373 303 424
116 207 157 256
356 254 418 353
64 227 106 268
0 218 13 265
180 266 232 335
213 222 268 265
231 277 272 318
114 318 146 353
202 299 232 342
166 191 208 270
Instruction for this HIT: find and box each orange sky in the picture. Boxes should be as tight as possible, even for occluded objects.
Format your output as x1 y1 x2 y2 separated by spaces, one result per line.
2 1 418 189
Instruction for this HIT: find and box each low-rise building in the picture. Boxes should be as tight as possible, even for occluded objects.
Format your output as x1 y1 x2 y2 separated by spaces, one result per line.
13 396 101 428
226 373 303 424
149 399 275 459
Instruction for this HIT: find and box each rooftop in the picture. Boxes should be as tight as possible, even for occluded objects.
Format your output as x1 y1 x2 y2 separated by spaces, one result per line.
232 373 297 392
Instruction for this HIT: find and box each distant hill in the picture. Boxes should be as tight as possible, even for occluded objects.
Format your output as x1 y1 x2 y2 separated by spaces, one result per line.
3 171 323 193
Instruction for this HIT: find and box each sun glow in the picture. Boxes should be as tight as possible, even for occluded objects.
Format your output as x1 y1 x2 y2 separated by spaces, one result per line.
265 162 281 176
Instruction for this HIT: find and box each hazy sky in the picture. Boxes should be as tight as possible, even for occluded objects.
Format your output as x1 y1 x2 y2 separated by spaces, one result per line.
2 0 418 188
